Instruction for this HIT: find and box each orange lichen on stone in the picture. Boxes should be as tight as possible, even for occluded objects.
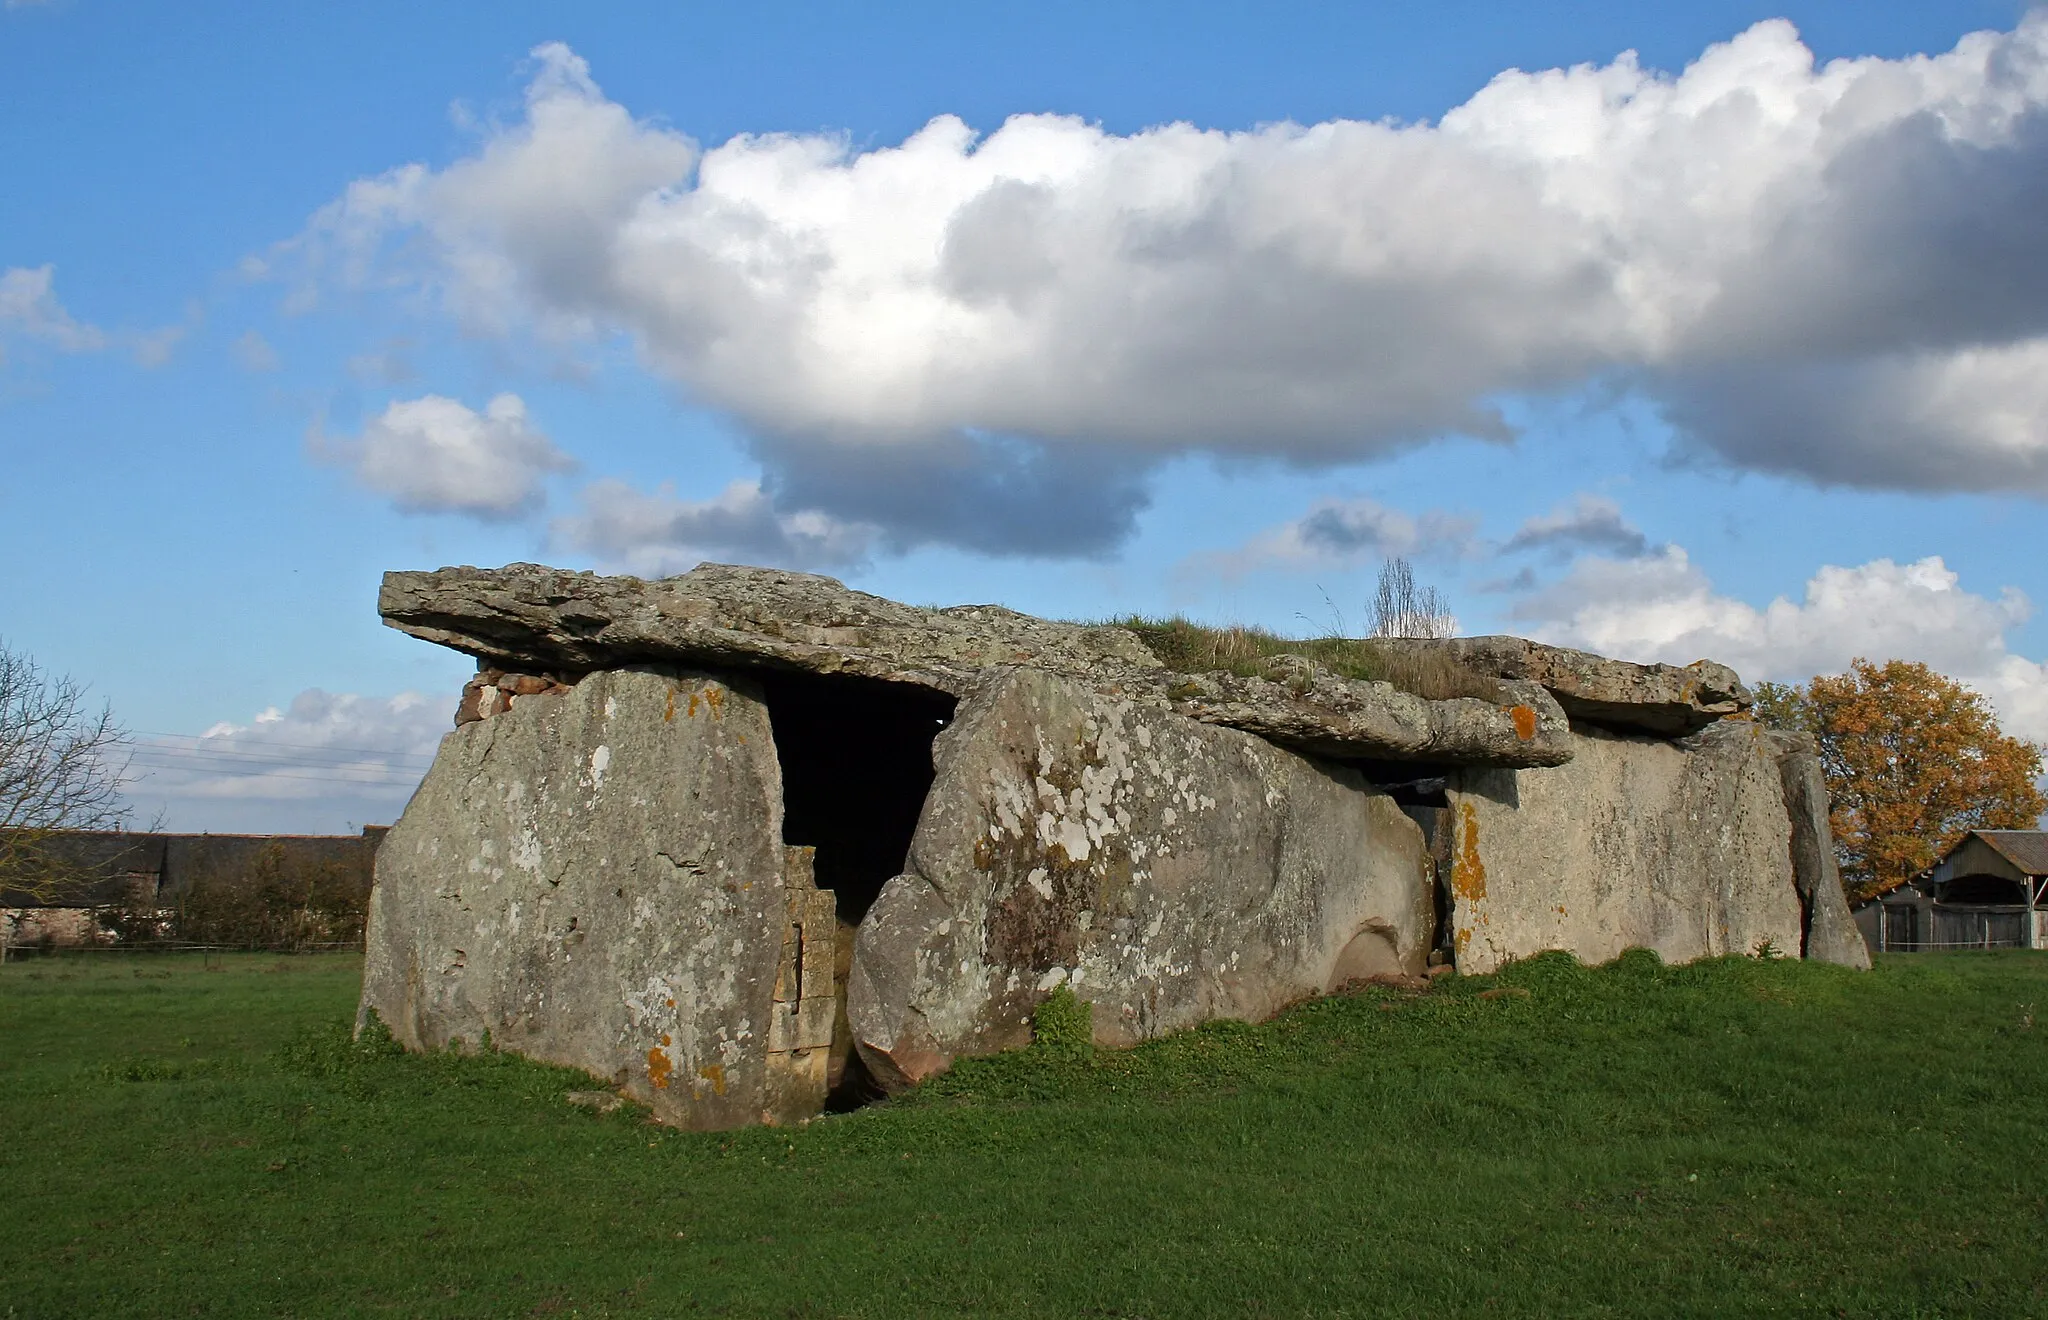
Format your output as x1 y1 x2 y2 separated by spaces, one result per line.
646 1042 673 1090
1449 802 1488 959
1451 801 1486 903
1509 704 1538 740
696 1063 727 1096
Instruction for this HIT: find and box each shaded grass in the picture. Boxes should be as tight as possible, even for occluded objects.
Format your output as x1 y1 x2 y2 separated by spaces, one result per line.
1113 615 1501 702
3 950 2047 1317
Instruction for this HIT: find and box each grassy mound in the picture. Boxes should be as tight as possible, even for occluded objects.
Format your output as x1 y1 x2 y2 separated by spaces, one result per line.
3 950 2045 1316
1113 615 1502 702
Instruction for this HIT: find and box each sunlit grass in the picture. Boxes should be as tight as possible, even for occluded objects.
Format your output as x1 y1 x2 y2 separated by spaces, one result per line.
3 950 2045 1317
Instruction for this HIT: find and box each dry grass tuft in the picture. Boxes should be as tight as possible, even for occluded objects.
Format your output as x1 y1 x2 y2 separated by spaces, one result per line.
1110 617 1501 703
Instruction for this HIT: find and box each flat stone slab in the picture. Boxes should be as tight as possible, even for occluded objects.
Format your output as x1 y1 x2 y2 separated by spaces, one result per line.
1160 658 1571 767
1375 636 1750 735
380 561 1159 695
382 563 1575 767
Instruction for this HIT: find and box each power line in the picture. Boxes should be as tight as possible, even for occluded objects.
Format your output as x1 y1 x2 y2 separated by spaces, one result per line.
126 760 429 788
134 730 441 762
125 745 435 772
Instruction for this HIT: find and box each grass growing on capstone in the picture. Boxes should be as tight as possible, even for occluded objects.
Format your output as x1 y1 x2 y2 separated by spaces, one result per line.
3 950 2045 1317
1111 615 1502 702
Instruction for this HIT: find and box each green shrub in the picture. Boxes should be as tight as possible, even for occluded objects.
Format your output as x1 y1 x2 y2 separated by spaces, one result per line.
172 843 372 950
1031 986 1094 1061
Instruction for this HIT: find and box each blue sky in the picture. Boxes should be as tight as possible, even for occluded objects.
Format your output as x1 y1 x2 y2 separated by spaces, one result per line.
3 0 2044 831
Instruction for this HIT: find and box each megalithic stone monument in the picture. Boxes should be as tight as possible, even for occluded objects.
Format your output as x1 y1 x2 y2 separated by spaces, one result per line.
358 562 1867 1131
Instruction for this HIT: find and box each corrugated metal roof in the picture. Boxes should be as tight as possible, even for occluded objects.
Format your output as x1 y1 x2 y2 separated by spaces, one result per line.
1972 830 2048 877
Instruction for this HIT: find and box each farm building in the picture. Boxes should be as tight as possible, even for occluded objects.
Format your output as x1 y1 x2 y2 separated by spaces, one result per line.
0 827 387 953
1855 830 2048 952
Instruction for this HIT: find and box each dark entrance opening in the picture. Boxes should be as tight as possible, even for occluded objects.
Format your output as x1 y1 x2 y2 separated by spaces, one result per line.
1347 758 1457 964
756 669 954 924
1347 759 1452 811
756 668 954 1113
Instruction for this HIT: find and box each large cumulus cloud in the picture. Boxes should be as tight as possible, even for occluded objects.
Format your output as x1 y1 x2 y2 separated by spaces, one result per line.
285 18 2048 551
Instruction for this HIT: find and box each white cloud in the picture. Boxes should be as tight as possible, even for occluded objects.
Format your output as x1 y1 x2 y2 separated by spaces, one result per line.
130 323 188 368
232 330 280 372
0 264 194 367
1517 549 2048 742
346 339 416 385
315 392 576 519
1502 493 1649 559
276 20 2048 551
552 478 879 576
125 690 447 832
0 264 106 352
1193 496 1476 579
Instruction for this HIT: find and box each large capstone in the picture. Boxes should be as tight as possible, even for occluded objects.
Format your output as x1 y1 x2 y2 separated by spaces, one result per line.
358 666 809 1129
1445 721 1804 973
1374 636 1751 736
380 563 1569 769
847 669 1434 1090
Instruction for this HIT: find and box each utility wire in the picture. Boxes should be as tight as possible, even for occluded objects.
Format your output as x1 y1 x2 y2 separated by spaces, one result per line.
134 730 441 762
126 746 436 772
126 757 428 785
127 765 426 788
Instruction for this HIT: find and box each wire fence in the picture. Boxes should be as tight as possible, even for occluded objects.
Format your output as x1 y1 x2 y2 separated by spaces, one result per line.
1 939 364 959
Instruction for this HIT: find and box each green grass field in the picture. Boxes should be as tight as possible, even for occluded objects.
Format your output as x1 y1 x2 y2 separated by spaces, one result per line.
3 950 2045 1318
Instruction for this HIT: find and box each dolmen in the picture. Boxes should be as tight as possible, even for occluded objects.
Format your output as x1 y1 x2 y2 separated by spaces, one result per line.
359 563 1869 1130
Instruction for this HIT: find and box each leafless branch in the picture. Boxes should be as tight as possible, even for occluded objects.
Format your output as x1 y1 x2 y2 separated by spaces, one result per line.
1368 557 1458 640
0 639 135 906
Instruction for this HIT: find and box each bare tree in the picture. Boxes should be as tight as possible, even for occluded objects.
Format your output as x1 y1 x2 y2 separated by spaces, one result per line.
1 641 134 957
1368 557 1458 640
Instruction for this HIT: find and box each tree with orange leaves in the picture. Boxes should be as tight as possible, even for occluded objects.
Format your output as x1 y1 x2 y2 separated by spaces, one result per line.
1757 659 2045 902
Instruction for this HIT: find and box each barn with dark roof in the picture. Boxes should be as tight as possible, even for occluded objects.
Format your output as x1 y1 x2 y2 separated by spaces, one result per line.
1856 830 2048 952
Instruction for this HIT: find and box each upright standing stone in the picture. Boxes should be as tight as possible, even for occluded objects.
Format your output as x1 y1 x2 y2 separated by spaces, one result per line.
1772 734 1873 968
359 666 799 1129
848 669 1433 1089
1446 720 1804 973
